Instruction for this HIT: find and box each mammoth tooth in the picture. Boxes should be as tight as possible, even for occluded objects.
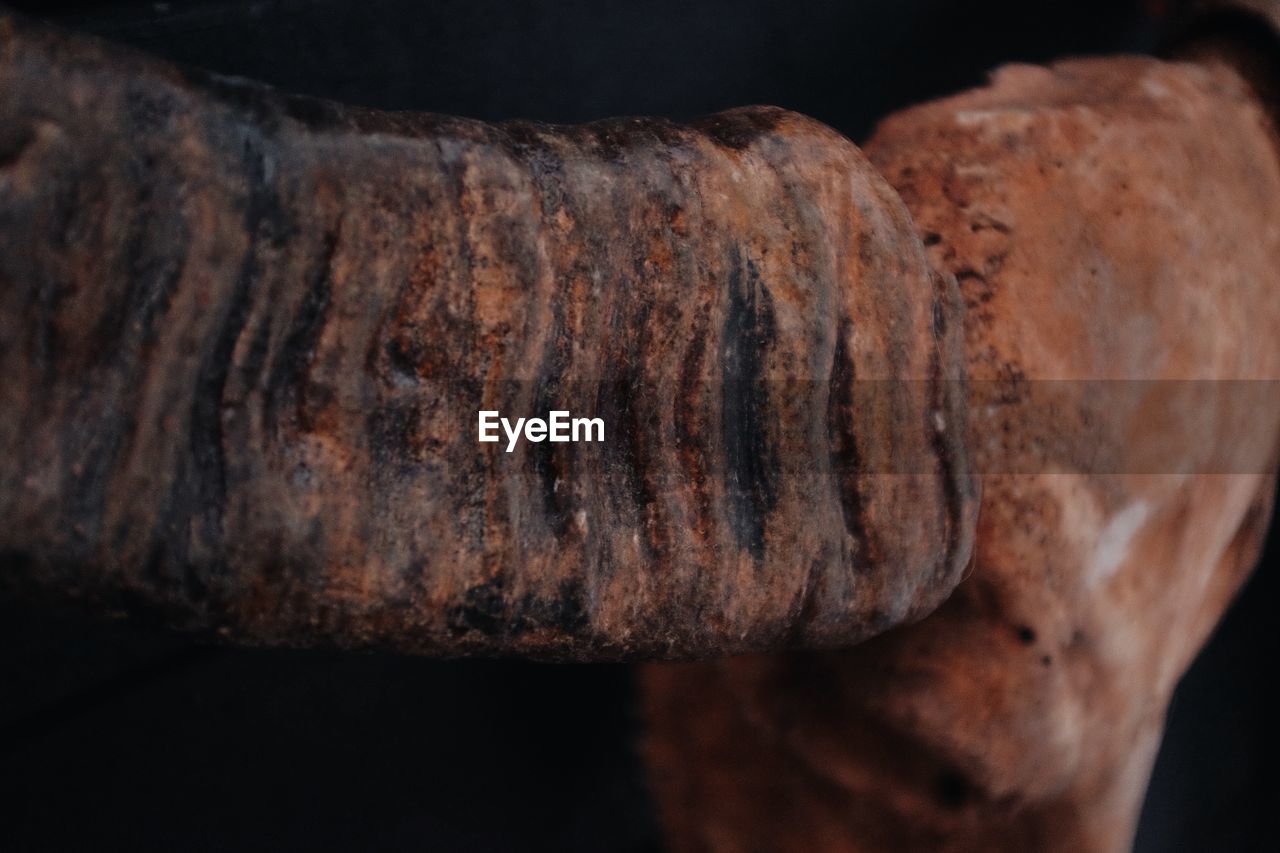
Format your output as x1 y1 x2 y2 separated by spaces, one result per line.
0 10 976 660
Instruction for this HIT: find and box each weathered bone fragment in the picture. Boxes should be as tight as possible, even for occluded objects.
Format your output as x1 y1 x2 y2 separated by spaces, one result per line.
0 10 975 659
4 3 1280 848
643 47 1280 852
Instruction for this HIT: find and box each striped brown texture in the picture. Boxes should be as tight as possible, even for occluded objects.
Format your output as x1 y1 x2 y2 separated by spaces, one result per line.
0 10 976 659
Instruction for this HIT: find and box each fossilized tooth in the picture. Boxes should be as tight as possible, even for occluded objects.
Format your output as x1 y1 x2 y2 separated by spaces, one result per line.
643 38 1280 853
0 9 976 659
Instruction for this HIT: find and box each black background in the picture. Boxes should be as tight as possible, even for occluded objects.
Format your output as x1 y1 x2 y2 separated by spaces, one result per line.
1 1 1276 850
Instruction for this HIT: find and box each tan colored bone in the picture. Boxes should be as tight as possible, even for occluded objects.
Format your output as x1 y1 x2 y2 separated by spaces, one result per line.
642 53 1280 852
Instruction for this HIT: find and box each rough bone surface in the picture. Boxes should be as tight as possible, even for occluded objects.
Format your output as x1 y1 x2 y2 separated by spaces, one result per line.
642 55 1280 851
